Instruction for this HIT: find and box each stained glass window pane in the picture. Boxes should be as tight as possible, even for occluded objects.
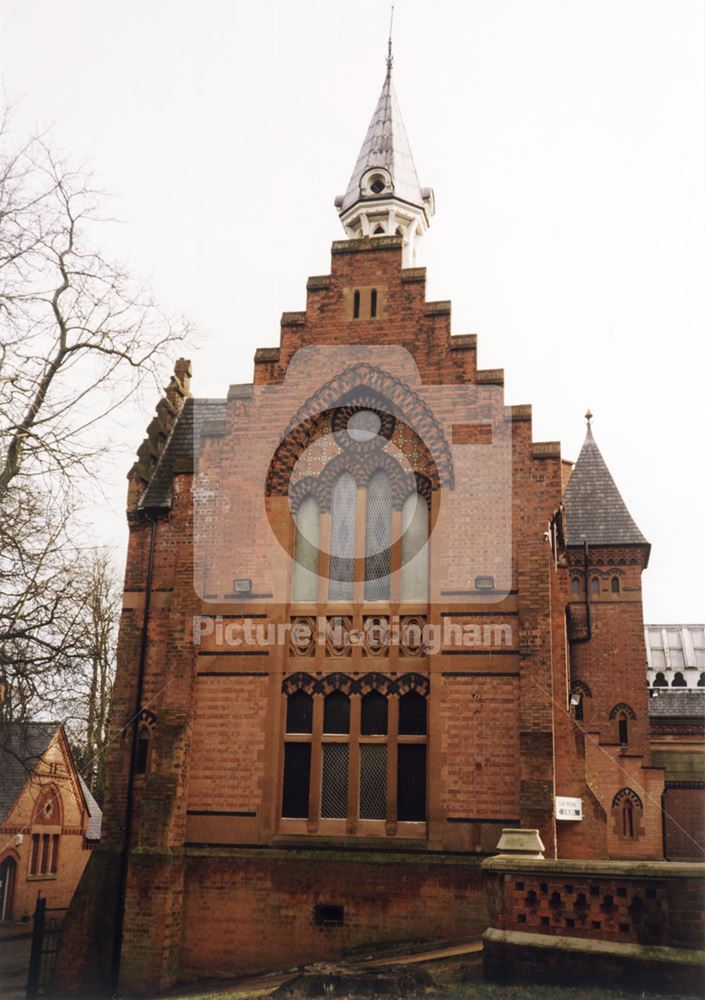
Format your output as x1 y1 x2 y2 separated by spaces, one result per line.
329 473 356 600
401 493 429 601
321 744 349 819
365 471 391 600
293 496 320 601
359 744 387 819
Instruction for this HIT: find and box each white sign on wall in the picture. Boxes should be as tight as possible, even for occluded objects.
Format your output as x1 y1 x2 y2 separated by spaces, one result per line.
555 796 583 821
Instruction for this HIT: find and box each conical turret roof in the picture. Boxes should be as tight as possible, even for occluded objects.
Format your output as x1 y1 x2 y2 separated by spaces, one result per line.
339 66 425 214
563 421 648 547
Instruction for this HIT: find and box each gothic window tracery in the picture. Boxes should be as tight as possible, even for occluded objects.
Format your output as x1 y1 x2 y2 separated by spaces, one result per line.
282 395 436 605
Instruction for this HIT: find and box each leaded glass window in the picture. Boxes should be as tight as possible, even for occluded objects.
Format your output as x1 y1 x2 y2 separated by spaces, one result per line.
321 744 349 819
360 744 387 819
364 470 391 600
400 492 429 601
292 496 320 601
329 473 356 600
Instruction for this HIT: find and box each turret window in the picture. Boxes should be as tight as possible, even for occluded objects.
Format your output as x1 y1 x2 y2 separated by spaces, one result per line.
370 288 378 317
590 577 600 594
353 290 361 319
618 713 629 746
611 576 620 593
612 788 643 841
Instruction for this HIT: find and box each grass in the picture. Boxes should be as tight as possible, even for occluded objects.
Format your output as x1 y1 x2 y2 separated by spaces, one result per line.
176 982 700 1000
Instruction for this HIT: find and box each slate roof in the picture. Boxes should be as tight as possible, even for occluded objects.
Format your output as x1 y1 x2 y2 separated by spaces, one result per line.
0 721 60 819
78 775 103 841
340 67 425 214
649 690 705 719
140 397 227 509
563 424 648 548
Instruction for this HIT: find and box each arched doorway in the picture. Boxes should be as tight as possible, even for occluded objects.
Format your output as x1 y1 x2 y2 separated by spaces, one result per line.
0 856 16 921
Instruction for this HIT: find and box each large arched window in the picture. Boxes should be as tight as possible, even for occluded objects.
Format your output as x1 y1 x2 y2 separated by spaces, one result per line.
329 473 357 600
364 470 392 600
401 492 429 601
292 496 320 601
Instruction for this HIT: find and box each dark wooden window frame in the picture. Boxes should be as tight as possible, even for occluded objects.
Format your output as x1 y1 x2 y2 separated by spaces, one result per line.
281 688 428 836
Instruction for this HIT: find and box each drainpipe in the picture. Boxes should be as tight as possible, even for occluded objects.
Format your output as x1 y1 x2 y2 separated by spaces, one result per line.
111 512 157 993
570 540 592 645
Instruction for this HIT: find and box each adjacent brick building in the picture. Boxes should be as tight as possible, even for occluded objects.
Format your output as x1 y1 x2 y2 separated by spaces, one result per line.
646 630 705 860
0 722 101 922
58 57 670 995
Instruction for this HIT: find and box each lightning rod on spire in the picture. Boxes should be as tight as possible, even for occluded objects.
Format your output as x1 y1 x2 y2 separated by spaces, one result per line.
387 1 395 72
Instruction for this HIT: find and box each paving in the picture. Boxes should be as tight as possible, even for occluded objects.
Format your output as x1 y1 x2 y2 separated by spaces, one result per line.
0 929 31 1000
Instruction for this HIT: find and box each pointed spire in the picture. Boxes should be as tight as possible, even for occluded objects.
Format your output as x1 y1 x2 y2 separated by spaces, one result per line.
334 32 434 265
563 416 648 548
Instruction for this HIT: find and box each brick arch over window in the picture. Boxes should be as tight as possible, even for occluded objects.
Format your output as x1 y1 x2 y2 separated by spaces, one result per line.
609 703 637 720
282 672 318 696
571 679 592 699
316 450 416 511
266 363 454 496
612 787 643 809
281 672 430 699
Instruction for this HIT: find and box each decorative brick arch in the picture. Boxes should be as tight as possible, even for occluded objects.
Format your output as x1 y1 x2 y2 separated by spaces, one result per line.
266 363 454 496
396 673 430 697
315 673 358 697
358 672 394 696
316 450 416 511
609 703 636 720
571 679 592 699
282 672 430 699
612 787 643 809
282 672 317 696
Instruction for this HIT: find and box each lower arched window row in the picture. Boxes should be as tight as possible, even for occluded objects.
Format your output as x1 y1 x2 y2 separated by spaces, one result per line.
282 687 428 825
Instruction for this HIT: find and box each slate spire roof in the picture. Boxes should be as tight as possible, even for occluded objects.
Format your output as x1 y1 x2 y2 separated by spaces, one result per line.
339 64 426 215
563 419 648 548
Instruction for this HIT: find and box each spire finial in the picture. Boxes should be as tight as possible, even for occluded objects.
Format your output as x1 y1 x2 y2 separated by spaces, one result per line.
387 1 395 73
585 409 593 426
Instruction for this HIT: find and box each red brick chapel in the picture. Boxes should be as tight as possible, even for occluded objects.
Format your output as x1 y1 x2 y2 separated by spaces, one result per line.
58 51 665 996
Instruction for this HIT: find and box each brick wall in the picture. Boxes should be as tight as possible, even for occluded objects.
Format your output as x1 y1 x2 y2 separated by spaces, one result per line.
180 847 486 979
483 855 705 993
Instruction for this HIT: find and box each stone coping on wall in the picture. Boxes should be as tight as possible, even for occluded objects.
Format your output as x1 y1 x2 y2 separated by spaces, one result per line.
183 844 486 868
482 856 705 880
484 927 705 968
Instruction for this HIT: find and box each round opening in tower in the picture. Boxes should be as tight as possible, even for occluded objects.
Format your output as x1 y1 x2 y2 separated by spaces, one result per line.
347 410 382 442
370 177 386 194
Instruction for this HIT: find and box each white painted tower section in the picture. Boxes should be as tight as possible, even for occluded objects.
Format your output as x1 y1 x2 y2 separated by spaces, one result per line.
335 63 434 266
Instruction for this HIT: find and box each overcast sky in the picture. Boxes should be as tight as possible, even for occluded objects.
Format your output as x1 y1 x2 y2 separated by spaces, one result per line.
1 0 703 622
